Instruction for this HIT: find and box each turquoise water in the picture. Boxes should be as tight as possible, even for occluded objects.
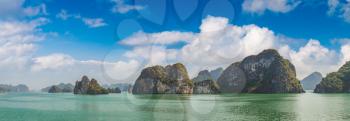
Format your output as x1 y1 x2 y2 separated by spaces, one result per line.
0 92 349 121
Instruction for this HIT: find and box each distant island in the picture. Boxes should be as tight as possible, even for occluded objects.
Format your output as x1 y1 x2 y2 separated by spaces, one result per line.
314 61 350 93
0 84 29 93
42 83 74 93
74 76 109 95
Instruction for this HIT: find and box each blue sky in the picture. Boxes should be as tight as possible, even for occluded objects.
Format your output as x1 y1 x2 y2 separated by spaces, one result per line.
1 0 350 89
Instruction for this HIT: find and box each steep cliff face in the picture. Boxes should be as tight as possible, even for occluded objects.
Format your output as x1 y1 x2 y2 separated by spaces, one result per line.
218 49 304 93
132 63 193 94
74 76 108 95
193 80 219 94
314 62 350 93
301 72 323 90
217 62 247 93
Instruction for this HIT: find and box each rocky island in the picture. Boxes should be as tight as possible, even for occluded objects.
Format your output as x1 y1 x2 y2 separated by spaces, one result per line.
314 61 350 93
217 49 304 93
132 63 193 94
74 76 109 95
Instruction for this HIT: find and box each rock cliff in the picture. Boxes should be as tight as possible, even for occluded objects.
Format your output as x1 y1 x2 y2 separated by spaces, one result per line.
314 61 350 93
193 80 220 94
217 49 304 93
132 63 193 94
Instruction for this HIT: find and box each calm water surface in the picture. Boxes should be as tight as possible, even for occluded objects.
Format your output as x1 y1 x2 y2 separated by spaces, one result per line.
0 92 349 121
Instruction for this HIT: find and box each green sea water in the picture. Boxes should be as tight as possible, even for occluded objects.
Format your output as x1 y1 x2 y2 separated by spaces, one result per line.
0 92 349 121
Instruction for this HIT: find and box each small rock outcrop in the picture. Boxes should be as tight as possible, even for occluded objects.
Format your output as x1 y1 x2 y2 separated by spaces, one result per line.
132 63 193 94
74 76 108 95
314 61 350 93
193 80 220 94
301 72 323 90
217 49 304 93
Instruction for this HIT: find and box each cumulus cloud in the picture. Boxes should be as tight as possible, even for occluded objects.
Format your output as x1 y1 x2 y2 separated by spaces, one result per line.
0 19 48 70
286 40 342 78
119 16 350 79
111 0 144 14
32 54 75 71
327 0 350 23
242 0 301 14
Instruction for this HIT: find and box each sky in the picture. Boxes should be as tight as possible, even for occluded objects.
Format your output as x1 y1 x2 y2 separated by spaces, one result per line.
1 0 350 90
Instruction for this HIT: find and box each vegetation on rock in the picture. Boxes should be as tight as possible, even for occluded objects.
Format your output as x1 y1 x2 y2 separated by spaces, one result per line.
315 61 350 93
132 63 193 94
218 49 304 93
74 76 108 95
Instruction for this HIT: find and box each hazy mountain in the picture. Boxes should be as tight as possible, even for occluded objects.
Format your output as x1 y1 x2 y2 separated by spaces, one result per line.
301 72 323 90
0 84 29 93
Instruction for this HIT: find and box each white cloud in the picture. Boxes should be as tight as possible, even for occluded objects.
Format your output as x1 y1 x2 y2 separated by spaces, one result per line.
286 40 342 78
82 18 107 28
32 54 75 71
56 10 107 28
327 0 350 23
341 43 350 64
120 31 195 46
23 4 48 17
120 16 350 79
56 10 70 20
242 0 301 14
111 0 144 14
0 19 47 70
